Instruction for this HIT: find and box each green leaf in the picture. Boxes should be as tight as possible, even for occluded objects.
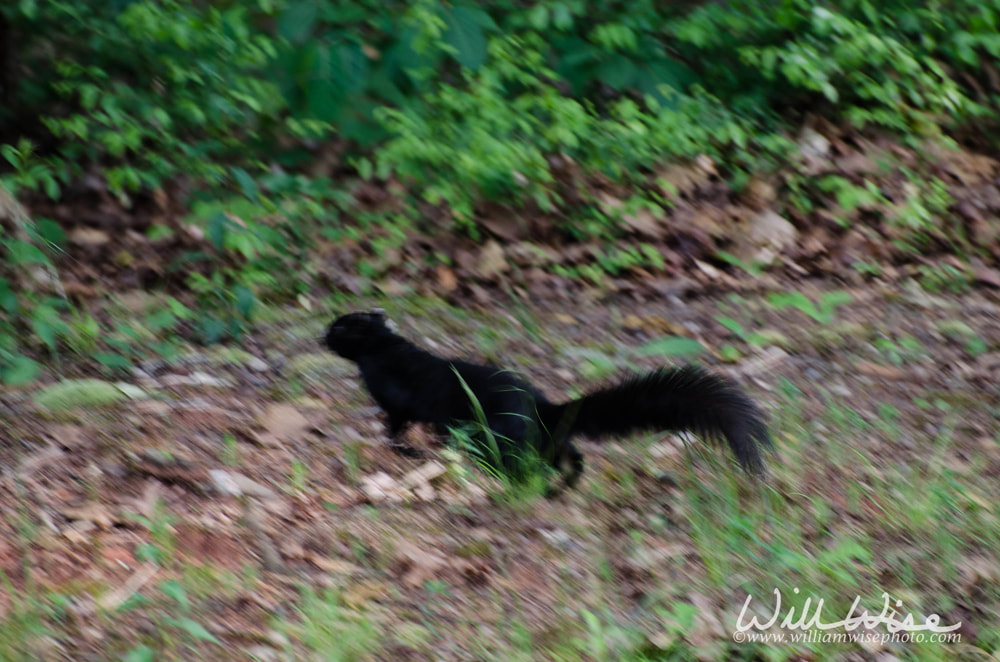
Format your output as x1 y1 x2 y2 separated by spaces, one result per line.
820 290 853 309
335 43 369 94
635 59 697 104
146 308 177 331
719 344 743 362
278 0 318 44
552 4 573 30
0 144 19 166
35 217 66 247
7 239 49 265
527 5 548 30
233 284 255 319
715 316 744 336
1 355 41 385
595 54 637 90
159 579 189 610
31 303 64 350
166 617 221 644
636 336 706 359
167 297 194 320
121 645 155 662
197 316 228 344
94 351 133 370
356 157 373 180
305 75 341 122
232 168 259 200
442 6 490 70
0 278 18 313
208 211 229 249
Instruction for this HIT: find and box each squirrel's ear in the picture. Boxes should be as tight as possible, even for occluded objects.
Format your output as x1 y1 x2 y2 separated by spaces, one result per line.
369 308 399 334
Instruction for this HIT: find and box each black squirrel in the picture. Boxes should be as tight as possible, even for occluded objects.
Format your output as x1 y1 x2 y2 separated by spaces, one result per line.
324 310 772 490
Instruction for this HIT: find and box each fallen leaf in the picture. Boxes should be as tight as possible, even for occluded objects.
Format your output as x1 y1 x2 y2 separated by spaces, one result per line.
475 240 508 280
61 503 115 530
395 540 449 588
400 461 447 490
436 265 458 292
69 227 110 247
734 210 799 264
973 264 1000 288
258 403 310 442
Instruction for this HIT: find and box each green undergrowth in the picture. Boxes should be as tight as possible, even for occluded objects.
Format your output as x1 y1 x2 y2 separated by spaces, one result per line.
4 1 1000 384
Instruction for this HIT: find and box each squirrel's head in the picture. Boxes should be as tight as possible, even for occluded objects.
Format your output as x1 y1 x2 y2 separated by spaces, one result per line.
323 309 400 359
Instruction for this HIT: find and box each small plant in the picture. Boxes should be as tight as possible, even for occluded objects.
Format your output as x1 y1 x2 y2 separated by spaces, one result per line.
917 263 973 294
186 271 257 344
280 587 380 662
449 368 551 498
570 609 644 660
716 250 767 277
937 319 988 358
815 175 887 226
851 260 883 278
118 579 221 661
889 172 957 252
872 333 927 366
286 458 310 494
0 139 63 198
0 572 51 662
740 5 969 132
220 432 240 467
715 316 772 361
128 499 177 568
342 440 366 485
768 290 852 324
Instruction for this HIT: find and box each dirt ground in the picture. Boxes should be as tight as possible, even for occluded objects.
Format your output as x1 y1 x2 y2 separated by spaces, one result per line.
1 275 998 660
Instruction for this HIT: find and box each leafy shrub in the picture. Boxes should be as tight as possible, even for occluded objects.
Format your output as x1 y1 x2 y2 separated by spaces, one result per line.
740 5 969 132
374 27 766 238
2 0 282 199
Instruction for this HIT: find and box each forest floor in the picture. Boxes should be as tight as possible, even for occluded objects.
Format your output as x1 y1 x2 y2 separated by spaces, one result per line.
1 275 999 661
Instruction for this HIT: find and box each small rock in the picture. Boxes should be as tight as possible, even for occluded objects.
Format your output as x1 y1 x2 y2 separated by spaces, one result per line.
413 483 435 501
246 356 269 372
400 461 447 489
210 470 244 497
798 128 831 159
361 471 403 503
160 371 230 388
210 469 279 500
538 528 574 550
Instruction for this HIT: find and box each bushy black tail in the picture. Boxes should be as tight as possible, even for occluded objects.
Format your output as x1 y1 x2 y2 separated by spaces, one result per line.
548 366 772 474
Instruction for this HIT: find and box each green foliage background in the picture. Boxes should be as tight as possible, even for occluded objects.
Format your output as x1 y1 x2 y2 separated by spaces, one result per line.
1 0 999 382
